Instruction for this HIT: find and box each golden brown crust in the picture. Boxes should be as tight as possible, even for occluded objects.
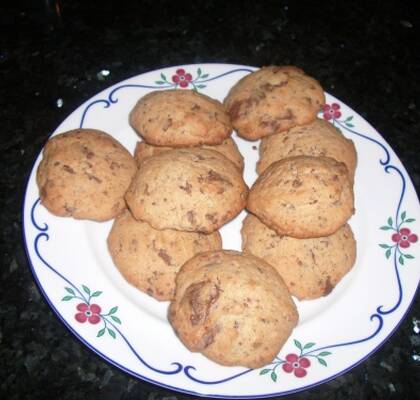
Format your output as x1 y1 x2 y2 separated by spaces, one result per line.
247 155 354 238
129 89 232 147
125 148 248 233
107 210 222 301
257 118 357 182
36 129 136 221
168 250 298 368
224 66 325 140
242 214 356 300
134 138 244 172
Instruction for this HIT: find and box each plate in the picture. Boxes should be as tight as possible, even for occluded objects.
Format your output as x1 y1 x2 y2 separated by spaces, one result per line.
23 64 420 398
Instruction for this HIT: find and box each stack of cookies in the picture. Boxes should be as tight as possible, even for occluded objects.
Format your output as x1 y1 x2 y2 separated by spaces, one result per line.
224 66 357 300
36 65 358 370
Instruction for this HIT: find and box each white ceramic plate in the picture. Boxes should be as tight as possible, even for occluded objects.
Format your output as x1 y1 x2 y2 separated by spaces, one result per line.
23 64 420 398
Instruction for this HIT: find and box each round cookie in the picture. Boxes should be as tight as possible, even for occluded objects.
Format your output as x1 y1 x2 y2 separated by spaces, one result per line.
125 148 248 233
247 155 354 238
242 214 356 300
129 89 232 147
134 137 244 172
168 250 298 368
107 210 222 301
257 118 357 182
224 66 325 140
36 129 137 221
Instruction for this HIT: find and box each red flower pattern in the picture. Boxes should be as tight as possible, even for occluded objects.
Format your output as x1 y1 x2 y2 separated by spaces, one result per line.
282 353 311 377
172 68 193 88
391 228 418 248
322 103 342 120
75 303 102 324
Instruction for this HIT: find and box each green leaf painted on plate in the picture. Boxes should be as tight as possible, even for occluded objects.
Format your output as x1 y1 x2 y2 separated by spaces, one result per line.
405 218 415 223
200 74 209 79
379 244 390 249
108 328 116 339
195 84 206 89
61 296 73 301
155 80 165 85
380 226 392 230
399 255 404 265
111 315 121 324
346 123 354 128
404 254 414 259
259 368 271 375
318 351 332 357
388 217 393 227
401 211 406 221
108 306 118 315
294 339 302 350
318 358 327 367
97 328 105 337
346 116 354 121
197 67 202 76
82 285 91 295
303 342 316 350
160 73 166 81
90 291 102 298
385 248 391 259
271 371 277 382
65 287 75 295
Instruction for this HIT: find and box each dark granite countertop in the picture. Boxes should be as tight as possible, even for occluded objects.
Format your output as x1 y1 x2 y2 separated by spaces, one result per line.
1 1 419 399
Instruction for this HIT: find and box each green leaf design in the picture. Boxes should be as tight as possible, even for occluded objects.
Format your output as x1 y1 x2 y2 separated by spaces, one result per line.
346 123 354 128
405 218 415 223
385 248 391 259
197 67 202 76
259 368 271 375
318 351 332 357
82 285 91 296
401 211 406 221
61 296 73 301
90 291 102 298
270 371 277 382
318 358 327 367
346 116 354 121
65 287 75 295
387 217 393 227
108 328 116 339
155 80 165 85
379 244 390 249
97 328 105 337
160 73 166 81
108 306 118 315
380 226 392 230
111 315 121 324
200 73 209 79
294 339 303 350
403 254 414 259
195 84 206 89
399 255 404 265
303 342 316 350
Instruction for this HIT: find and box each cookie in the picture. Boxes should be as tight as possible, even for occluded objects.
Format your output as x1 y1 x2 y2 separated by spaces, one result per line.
257 118 357 182
224 66 325 140
129 89 232 147
134 137 244 172
125 148 248 233
168 250 298 368
107 210 222 301
247 155 354 238
36 129 137 221
242 214 356 300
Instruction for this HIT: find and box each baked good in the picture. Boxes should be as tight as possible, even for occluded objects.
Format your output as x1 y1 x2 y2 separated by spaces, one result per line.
168 250 298 368
134 137 244 172
125 148 248 233
107 210 222 301
36 129 136 221
257 118 357 181
247 155 354 238
129 89 232 147
241 214 356 300
224 66 325 140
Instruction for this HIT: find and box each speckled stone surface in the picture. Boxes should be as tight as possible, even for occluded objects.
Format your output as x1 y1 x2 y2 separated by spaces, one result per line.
1 1 419 399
